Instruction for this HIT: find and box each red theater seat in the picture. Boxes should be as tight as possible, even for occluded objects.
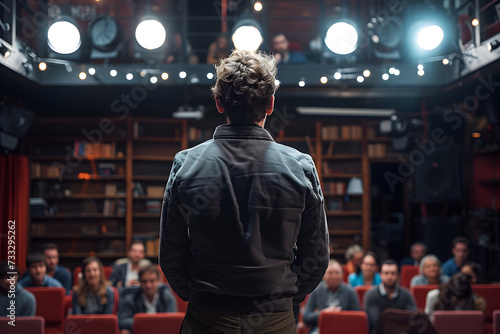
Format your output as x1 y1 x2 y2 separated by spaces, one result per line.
0 316 44 334
433 310 484 334
355 285 373 309
493 310 500 334
472 284 500 334
411 285 439 311
400 265 419 289
318 310 368 334
25 287 66 334
375 309 435 334
132 313 185 334
64 315 119 334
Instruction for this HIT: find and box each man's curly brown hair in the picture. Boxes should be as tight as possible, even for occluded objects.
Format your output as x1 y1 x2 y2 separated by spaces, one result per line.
211 50 278 125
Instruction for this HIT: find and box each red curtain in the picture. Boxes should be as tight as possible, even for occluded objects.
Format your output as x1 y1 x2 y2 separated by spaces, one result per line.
0 154 30 274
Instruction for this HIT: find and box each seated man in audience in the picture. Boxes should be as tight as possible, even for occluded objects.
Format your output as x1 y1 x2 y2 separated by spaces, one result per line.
364 259 416 334
410 254 449 287
0 261 36 316
303 259 360 334
110 240 150 288
442 236 470 277
18 253 63 288
272 33 308 64
42 243 72 294
400 242 427 267
119 264 177 334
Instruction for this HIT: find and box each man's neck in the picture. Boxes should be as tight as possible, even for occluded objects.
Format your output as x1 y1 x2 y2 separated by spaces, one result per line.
383 284 397 298
130 261 140 271
33 277 44 286
327 284 340 293
46 267 56 276
144 292 156 303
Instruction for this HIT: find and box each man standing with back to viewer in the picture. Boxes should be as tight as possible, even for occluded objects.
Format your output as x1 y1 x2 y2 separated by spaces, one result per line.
160 50 329 333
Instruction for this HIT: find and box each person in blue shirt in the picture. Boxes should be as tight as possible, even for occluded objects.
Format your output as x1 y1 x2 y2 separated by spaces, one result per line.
442 237 470 277
42 243 72 294
18 253 63 288
348 251 382 287
272 33 308 64
72 256 114 315
0 261 36 317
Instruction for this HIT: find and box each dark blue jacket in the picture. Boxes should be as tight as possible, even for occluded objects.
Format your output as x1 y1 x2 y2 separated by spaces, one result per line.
159 124 329 312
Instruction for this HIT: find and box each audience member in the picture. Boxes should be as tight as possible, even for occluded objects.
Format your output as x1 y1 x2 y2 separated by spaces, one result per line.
364 260 417 334
0 261 36 316
410 254 449 288
400 242 427 267
460 261 488 284
424 272 486 322
348 251 381 287
207 33 230 64
272 33 307 64
442 237 470 277
303 260 360 334
42 243 72 294
119 264 177 334
344 244 364 276
166 32 199 64
18 253 63 288
72 256 114 315
110 240 150 288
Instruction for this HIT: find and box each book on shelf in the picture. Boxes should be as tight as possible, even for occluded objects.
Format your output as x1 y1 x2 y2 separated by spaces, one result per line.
97 163 116 176
73 141 116 158
133 182 146 197
323 181 347 195
325 141 335 156
104 184 118 196
367 143 387 158
103 199 124 215
146 185 164 198
31 163 61 178
146 200 162 213
188 127 212 141
322 126 339 140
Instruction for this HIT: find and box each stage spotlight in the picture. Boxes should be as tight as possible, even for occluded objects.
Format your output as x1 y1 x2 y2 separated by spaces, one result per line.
487 40 500 51
472 19 479 27
150 76 158 84
357 76 364 83
416 25 444 51
232 18 263 51
320 76 328 84
417 64 424 70
79 72 87 80
206 72 214 80
88 67 96 75
298 80 305 87
363 70 371 77
179 71 187 79
382 73 389 80
126 73 133 80
274 79 281 87
135 19 166 50
325 21 358 55
254 1 263 12
110 69 117 77
334 72 342 80
394 69 400 76
389 67 396 74
140 69 147 77
38 62 47 71
47 19 81 54
442 58 449 65
418 69 425 76
162 72 169 80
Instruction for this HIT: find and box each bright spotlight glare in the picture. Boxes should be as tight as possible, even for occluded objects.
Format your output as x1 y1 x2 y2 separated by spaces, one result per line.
417 64 424 70
179 71 187 79
357 76 364 83
162 72 169 80
150 76 158 84
389 67 396 74
363 70 371 77
394 69 400 76
232 26 263 51
254 1 263 11
320 76 328 84
110 69 117 77
274 79 281 87
39 62 47 71
79 72 87 80
442 58 449 65
47 21 81 54
298 80 305 87
126 73 133 80
418 69 425 76
325 22 358 55
417 25 444 51
135 20 166 50
334 72 342 80
382 73 389 80
206 72 214 80
472 19 479 27
88 68 96 75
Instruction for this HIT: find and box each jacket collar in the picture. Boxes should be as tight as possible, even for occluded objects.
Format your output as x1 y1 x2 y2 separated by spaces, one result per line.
213 124 275 141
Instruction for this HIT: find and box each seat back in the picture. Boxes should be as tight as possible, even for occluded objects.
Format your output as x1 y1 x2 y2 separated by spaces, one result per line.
111 286 119 315
25 287 65 323
355 285 373 309
132 313 185 334
493 310 500 334
401 265 419 289
318 310 368 334
0 316 44 334
375 309 436 334
472 284 500 320
433 310 484 334
64 315 119 334
411 285 439 311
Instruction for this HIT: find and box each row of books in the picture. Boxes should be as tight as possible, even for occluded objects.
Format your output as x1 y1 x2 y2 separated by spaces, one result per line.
73 141 117 157
133 182 164 198
322 125 363 140
323 181 347 195
188 127 213 141
367 143 388 158
31 163 60 178
103 199 126 215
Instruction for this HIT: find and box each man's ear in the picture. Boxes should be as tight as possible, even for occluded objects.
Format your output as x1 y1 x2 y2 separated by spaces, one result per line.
265 95 275 115
215 99 224 114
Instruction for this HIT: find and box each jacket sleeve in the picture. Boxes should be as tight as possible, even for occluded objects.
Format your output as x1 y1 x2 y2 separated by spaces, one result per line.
162 286 178 312
292 155 329 303
159 154 192 301
302 288 321 327
109 265 124 287
60 268 72 295
347 287 361 310
118 294 135 330
364 289 379 333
